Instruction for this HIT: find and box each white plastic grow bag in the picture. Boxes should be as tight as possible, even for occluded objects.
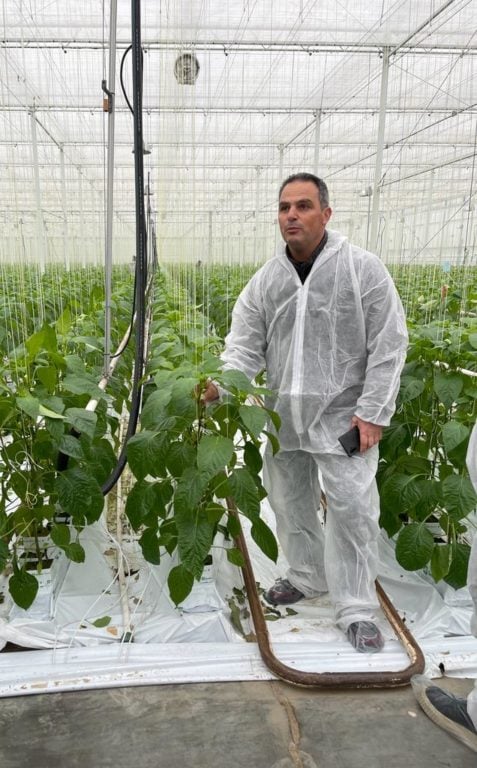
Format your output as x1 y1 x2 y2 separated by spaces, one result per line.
0 503 476 697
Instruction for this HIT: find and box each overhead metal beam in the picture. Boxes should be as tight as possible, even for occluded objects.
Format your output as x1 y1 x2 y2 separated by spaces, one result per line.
1 139 475 148
1 104 475 115
1 37 475 54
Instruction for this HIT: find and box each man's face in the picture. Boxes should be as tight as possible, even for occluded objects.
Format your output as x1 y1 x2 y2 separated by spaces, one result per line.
278 180 332 260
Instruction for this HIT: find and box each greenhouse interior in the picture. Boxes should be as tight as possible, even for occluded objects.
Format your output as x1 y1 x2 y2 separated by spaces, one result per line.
0 0 476 711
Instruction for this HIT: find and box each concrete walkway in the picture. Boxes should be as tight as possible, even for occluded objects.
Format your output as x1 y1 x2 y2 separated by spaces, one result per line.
0 677 474 767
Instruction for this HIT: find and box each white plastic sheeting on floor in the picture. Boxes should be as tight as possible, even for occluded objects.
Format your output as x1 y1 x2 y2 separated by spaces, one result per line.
0 502 476 697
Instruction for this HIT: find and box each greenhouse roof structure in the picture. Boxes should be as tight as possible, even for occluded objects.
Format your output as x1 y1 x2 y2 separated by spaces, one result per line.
1 0 476 264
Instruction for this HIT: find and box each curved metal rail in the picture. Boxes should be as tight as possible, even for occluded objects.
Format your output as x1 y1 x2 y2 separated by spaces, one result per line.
229 498 425 688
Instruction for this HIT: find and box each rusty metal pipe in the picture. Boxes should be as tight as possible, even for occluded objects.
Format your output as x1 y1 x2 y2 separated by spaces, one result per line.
229 498 425 688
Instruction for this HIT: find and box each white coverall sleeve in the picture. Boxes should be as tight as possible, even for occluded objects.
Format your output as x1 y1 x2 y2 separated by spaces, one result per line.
220 277 267 381
354 260 408 426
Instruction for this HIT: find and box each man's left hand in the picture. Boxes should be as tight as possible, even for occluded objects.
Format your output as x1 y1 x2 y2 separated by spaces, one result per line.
351 415 383 453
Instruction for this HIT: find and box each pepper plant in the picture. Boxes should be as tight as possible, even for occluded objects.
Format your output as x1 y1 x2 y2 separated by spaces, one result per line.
377 286 477 588
125 283 280 605
0 266 135 609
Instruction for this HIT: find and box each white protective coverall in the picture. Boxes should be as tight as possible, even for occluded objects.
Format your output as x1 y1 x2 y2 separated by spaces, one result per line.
466 422 477 727
221 229 408 629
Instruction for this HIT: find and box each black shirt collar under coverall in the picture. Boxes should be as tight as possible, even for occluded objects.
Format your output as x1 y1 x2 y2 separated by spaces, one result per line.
285 231 328 284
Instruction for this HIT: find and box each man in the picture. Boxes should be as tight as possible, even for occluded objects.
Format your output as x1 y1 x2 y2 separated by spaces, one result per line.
412 422 477 752
203 172 408 652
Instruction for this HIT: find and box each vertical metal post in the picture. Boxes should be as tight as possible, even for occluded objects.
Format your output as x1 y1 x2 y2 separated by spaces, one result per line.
276 146 284 253
423 170 434 254
208 209 213 261
369 47 390 255
366 191 372 250
240 180 245 264
60 144 69 269
30 109 46 272
254 166 260 259
104 0 118 374
313 110 321 174
77 167 85 266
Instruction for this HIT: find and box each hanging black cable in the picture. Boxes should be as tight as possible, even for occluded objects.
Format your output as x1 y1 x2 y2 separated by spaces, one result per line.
101 0 148 495
120 44 134 114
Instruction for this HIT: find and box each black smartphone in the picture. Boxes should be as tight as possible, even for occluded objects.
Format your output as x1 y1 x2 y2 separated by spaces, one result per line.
338 425 361 457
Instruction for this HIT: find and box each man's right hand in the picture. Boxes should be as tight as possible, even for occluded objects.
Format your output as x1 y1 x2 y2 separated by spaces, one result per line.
201 380 220 404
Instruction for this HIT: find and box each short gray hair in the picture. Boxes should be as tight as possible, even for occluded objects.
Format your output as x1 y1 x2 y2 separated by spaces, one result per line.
279 173 330 208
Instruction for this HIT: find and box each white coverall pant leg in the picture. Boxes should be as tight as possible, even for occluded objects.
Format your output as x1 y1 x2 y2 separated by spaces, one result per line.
467 533 477 728
263 446 381 631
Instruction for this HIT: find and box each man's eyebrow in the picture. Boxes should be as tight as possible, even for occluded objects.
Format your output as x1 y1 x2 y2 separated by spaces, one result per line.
279 197 314 206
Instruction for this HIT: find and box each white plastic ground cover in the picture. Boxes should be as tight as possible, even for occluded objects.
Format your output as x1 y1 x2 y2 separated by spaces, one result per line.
0 503 476 697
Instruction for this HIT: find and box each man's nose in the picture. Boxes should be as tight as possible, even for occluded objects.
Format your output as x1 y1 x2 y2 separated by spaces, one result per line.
287 206 298 220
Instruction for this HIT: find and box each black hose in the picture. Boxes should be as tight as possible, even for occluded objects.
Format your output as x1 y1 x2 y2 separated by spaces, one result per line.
101 0 147 495
120 44 134 115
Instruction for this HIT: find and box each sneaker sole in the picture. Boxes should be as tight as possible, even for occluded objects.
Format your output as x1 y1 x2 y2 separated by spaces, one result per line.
411 676 477 753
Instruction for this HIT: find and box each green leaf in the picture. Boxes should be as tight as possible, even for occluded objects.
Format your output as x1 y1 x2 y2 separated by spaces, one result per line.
58 434 85 460
220 369 255 394
227 512 242 538
38 402 64 420
165 441 197 478
430 543 452 582
64 542 85 563
55 467 104 524
205 502 226 525
81 439 117 485
168 563 194 605
441 421 469 454
56 306 73 335
468 333 477 350
0 540 9 571
251 517 278 562
239 404 268 439
208 471 232 499
380 473 416 519
380 423 411 460
140 387 173 429
434 372 464 408
50 523 71 547
399 377 425 403
164 378 197 425
444 543 471 589
125 479 173 531
175 505 216 579
36 367 58 393
174 468 210 517
197 435 234 476
265 407 281 433
139 527 161 565
64 408 97 441
9 569 39 609
16 394 40 420
395 455 432 475
407 479 442 521
227 468 261 518
442 475 477 519
264 431 280 455
127 428 172 480
62 374 106 400
92 615 111 628
395 523 434 571
26 324 57 357
243 442 263 474
226 547 245 567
